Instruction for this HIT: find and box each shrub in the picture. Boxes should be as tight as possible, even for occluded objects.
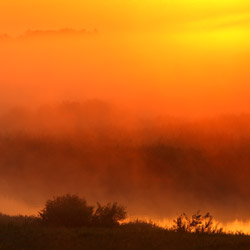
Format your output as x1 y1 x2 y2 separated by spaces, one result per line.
39 194 94 227
92 202 127 227
172 211 223 234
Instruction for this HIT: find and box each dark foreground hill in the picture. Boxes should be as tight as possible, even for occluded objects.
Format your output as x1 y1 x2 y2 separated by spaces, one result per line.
1 195 250 250
1 223 250 250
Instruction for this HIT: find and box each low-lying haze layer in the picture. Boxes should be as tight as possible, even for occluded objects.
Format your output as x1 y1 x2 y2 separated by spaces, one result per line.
1 101 250 224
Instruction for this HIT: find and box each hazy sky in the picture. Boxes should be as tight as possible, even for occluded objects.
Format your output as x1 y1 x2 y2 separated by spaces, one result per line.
0 0 249 117
0 0 249 33
1 1 250 232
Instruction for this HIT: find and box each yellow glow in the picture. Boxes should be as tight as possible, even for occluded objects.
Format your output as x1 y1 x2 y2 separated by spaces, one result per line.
0 0 249 34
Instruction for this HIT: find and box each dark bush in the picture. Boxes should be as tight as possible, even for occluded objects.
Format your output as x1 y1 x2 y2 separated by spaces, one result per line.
39 194 94 227
172 211 223 234
92 202 127 227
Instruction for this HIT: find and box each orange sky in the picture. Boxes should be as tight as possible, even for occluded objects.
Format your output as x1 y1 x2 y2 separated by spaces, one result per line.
0 0 250 117
0 1 249 33
1 0 250 233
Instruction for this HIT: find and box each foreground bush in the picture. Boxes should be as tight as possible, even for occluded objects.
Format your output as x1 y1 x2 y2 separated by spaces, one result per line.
172 211 223 234
39 194 94 227
92 202 127 227
39 194 127 228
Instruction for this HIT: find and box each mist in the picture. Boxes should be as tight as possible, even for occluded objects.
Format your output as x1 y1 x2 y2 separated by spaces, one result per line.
0 24 250 118
1 101 250 224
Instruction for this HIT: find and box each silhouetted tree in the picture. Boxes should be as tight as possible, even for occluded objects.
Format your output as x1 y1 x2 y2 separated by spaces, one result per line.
92 202 127 227
39 194 94 227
